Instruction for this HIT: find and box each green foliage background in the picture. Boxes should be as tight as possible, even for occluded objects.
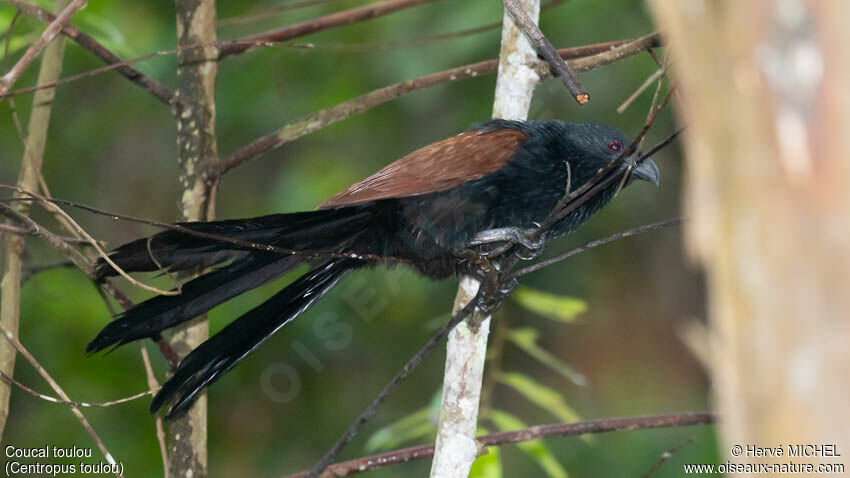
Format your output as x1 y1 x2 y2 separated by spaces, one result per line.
1 0 714 476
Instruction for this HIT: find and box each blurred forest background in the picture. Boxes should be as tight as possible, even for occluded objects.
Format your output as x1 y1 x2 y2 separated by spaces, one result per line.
0 0 713 476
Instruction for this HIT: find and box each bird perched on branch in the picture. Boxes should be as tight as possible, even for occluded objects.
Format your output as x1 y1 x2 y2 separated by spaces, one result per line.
87 119 659 417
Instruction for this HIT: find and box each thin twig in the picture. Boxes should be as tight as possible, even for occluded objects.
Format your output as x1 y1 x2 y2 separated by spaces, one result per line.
2 9 26 143
218 0 443 59
0 186 181 296
638 127 685 161
0 370 154 407
640 437 695 478
286 412 715 477
544 88 675 229
212 33 661 177
140 345 169 478
1 198 181 368
617 68 664 114
502 0 588 104
0 325 121 471
305 289 485 478
0 222 95 244
219 0 345 26
2 0 173 104
513 218 683 277
0 46 175 100
0 0 87 98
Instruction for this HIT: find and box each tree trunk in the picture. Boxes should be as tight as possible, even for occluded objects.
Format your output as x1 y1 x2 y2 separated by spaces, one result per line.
168 1 219 476
0 0 69 440
650 0 850 469
430 1 541 476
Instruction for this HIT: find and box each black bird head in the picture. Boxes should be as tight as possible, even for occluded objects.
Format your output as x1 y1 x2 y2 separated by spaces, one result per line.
549 121 660 187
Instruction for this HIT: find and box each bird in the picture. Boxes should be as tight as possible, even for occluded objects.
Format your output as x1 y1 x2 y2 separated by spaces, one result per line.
87 119 660 417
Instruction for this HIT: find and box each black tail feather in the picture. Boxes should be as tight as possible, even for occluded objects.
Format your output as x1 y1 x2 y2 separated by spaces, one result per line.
86 253 303 354
94 207 373 280
151 259 358 417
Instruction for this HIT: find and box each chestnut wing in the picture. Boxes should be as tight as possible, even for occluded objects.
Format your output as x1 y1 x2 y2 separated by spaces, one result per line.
320 128 528 209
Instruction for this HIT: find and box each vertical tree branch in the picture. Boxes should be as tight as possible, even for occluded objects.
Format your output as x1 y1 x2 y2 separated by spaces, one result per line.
0 0 69 440
169 0 219 476
429 1 540 476
649 0 850 468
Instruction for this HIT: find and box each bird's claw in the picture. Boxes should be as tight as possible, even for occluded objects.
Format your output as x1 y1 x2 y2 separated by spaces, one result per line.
469 227 544 259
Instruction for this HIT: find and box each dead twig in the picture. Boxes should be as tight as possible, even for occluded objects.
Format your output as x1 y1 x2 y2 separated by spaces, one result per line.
305 289 485 478
212 33 661 177
0 369 154 407
0 0 87 99
0 325 121 472
140 345 169 478
513 218 683 278
287 412 715 477
2 0 173 104
218 0 443 58
0 186 181 296
503 0 588 104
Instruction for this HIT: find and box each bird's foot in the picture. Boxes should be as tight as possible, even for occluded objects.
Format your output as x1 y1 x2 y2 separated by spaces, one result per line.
469 227 545 260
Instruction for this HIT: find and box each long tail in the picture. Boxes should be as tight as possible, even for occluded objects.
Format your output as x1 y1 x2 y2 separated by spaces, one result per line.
86 253 301 354
93 206 374 280
87 204 377 354
151 259 358 417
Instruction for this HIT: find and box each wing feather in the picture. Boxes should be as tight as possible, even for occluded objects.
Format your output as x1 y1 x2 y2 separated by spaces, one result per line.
320 127 528 208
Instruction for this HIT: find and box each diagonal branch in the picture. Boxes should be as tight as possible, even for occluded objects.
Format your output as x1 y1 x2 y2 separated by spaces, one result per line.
1 325 121 474
0 0 86 98
217 0 443 59
212 33 661 178
2 0 173 104
304 289 485 478
286 412 716 477
503 0 588 104
513 218 683 278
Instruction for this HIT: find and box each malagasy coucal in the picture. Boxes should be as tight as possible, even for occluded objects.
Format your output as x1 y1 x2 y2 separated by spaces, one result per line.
87 119 660 417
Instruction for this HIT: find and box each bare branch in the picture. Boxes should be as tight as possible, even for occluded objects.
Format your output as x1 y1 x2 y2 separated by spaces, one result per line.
503 0 588 104
640 437 695 478
0 0 86 98
617 67 664 114
2 0 173 104
219 0 343 26
212 33 661 177
513 218 683 278
0 194 182 368
1 186 181 296
0 325 121 472
0 0 70 439
218 0 443 59
167 0 219 476
304 289 485 478
0 370 154 407
286 412 716 477
140 345 169 478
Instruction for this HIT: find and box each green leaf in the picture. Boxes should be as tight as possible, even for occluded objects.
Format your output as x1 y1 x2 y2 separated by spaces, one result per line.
489 410 569 478
498 372 591 444
508 328 586 387
365 408 433 453
512 286 587 322
470 427 502 478
365 387 442 452
74 13 133 59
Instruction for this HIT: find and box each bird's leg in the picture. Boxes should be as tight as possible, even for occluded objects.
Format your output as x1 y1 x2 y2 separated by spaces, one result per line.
451 248 507 315
469 227 545 260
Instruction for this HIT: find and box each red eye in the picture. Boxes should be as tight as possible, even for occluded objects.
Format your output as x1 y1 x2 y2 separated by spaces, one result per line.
608 140 622 152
